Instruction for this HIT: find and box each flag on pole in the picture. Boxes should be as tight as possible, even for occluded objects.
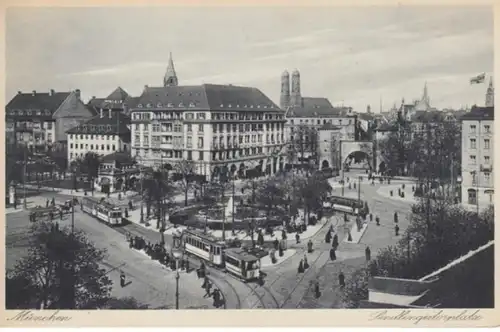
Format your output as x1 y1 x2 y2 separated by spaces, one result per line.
470 73 486 84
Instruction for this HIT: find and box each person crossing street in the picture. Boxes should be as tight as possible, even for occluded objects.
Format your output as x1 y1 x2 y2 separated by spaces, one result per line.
120 271 126 288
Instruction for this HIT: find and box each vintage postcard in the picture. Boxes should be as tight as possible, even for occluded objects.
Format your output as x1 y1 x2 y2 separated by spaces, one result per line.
1 0 498 328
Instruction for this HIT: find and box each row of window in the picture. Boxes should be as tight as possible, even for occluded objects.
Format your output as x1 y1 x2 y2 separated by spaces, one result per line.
16 133 52 142
132 146 268 162
10 121 53 130
290 118 352 126
470 171 492 185
70 134 117 141
132 111 284 122
212 133 284 146
185 236 222 255
469 124 491 134
8 109 51 116
70 143 118 152
212 112 283 121
469 138 491 150
468 155 491 164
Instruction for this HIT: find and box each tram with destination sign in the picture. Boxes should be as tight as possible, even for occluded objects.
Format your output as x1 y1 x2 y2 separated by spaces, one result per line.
81 197 123 226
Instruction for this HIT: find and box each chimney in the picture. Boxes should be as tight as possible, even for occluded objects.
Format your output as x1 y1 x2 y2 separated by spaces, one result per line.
17 91 22 95
92 96 96 100
75 89 81 99
100 108 104 118
109 109 112 118
49 89 55 96
144 85 149 91
32 90 36 96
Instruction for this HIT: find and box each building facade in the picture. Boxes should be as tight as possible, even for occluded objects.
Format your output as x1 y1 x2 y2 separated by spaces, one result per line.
460 106 494 207
66 109 131 163
87 86 139 117
6 89 94 151
317 123 342 170
130 83 287 181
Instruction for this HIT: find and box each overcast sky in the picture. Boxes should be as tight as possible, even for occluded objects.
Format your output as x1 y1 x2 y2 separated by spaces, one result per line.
6 6 493 112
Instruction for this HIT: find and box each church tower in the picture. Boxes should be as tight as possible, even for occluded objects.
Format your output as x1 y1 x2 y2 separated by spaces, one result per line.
163 52 178 87
291 69 302 107
280 70 290 109
486 77 494 107
422 81 430 107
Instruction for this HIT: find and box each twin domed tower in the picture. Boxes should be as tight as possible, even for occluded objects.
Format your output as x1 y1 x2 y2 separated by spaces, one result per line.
280 69 303 109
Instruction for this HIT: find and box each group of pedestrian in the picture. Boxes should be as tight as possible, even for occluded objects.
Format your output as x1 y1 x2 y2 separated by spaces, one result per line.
201 275 224 308
297 253 310 273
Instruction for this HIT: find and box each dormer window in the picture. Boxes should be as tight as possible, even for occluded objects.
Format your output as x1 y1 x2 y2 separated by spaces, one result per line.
106 125 111 131
36 111 41 116
179 102 184 107
250 105 254 108
257 105 261 108
45 110 51 115
167 103 174 107
189 102 195 107
264 106 267 109
138 104 143 108
236 105 240 108
220 104 224 107
146 103 152 108
157 102 162 108
83 125 88 131
27 110 32 116
244 105 248 108
228 104 232 108
19 110 24 115
99 125 104 131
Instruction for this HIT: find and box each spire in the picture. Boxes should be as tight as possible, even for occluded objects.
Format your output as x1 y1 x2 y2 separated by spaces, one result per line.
486 76 494 107
422 81 430 106
163 52 178 87
290 69 301 107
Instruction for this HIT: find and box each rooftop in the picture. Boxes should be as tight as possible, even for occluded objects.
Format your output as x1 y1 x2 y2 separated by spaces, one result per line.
461 106 494 121
287 97 353 118
100 151 136 164
66 111 131 136
318 123 342 131
132 84 281 112
6 90 71 120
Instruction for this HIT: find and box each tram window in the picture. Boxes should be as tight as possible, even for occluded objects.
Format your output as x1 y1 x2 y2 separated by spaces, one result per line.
216 247 221 255
225 256 240 267
210 245 214 253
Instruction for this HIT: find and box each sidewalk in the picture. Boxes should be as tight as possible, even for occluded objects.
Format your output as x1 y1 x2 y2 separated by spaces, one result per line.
376 184 418 204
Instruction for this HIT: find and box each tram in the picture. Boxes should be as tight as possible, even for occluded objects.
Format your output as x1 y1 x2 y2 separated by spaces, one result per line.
324 195 367 215
81 197 123 226
182 229 226 267
224 247 266 282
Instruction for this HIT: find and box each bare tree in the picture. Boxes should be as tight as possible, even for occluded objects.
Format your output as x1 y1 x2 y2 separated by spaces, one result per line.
173 160 196 206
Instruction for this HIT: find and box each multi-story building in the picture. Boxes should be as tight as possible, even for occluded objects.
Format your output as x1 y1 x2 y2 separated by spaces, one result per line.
460 105 494 207
66 109 131 163
87 86 139 116
130 64 286 180
5 89 95 152
279 69 357 165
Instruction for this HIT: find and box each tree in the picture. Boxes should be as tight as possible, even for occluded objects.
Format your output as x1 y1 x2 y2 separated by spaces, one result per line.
254 178 287 224
291 125 318 170
74 152 101 193
300 173 332 223
6 222 112 309
174 160 196 206
341 199 494 308
142 169 174 240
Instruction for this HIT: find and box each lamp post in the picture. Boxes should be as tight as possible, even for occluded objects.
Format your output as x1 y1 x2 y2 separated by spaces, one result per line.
172 249 182 310
358 176 362 205
471 170 479 215
136 156 145 224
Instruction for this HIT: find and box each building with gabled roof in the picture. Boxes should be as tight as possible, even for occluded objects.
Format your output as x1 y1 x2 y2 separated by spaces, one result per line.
66 109 131 163
5 89 95 152
87 86 139 116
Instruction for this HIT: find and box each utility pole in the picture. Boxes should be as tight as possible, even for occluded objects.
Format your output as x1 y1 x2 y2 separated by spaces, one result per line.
23 148 27 209
357 176 361 204
231 173 235 235
221 179 226 241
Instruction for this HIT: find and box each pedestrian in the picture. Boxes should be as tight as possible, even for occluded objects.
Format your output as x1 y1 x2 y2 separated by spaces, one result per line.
347 230 353 242
314 280 321 299
307 239 313 253
51 197 55 206
344 213 348 223
185 259 190 272
258 232 265 246
365 246 371 261
369 213 373 222
395 224 400 236
281 229 287 240
273 238 279 250
297 259 304 273
376 216 380 226
202 276 208 289
13 199 17 209
49 211 54 222
394 212 398 224
125 208 129 218
213 289 220 307
330 248 336 261
120 271 126 287
332 234 339 250
46 199 49 208
338 272 345 288
295 233 300 244
59 209 63 220
303 254 309 269
325 230 332 243
204 281 212 298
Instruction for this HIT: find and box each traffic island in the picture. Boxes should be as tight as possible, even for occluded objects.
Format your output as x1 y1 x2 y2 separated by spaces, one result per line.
343 220 369 244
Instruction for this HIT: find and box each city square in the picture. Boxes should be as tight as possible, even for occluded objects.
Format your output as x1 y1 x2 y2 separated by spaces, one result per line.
5 6 494 312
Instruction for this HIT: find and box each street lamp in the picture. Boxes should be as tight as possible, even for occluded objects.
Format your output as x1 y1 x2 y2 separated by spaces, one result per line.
172 249 182 310
136 156 145 224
